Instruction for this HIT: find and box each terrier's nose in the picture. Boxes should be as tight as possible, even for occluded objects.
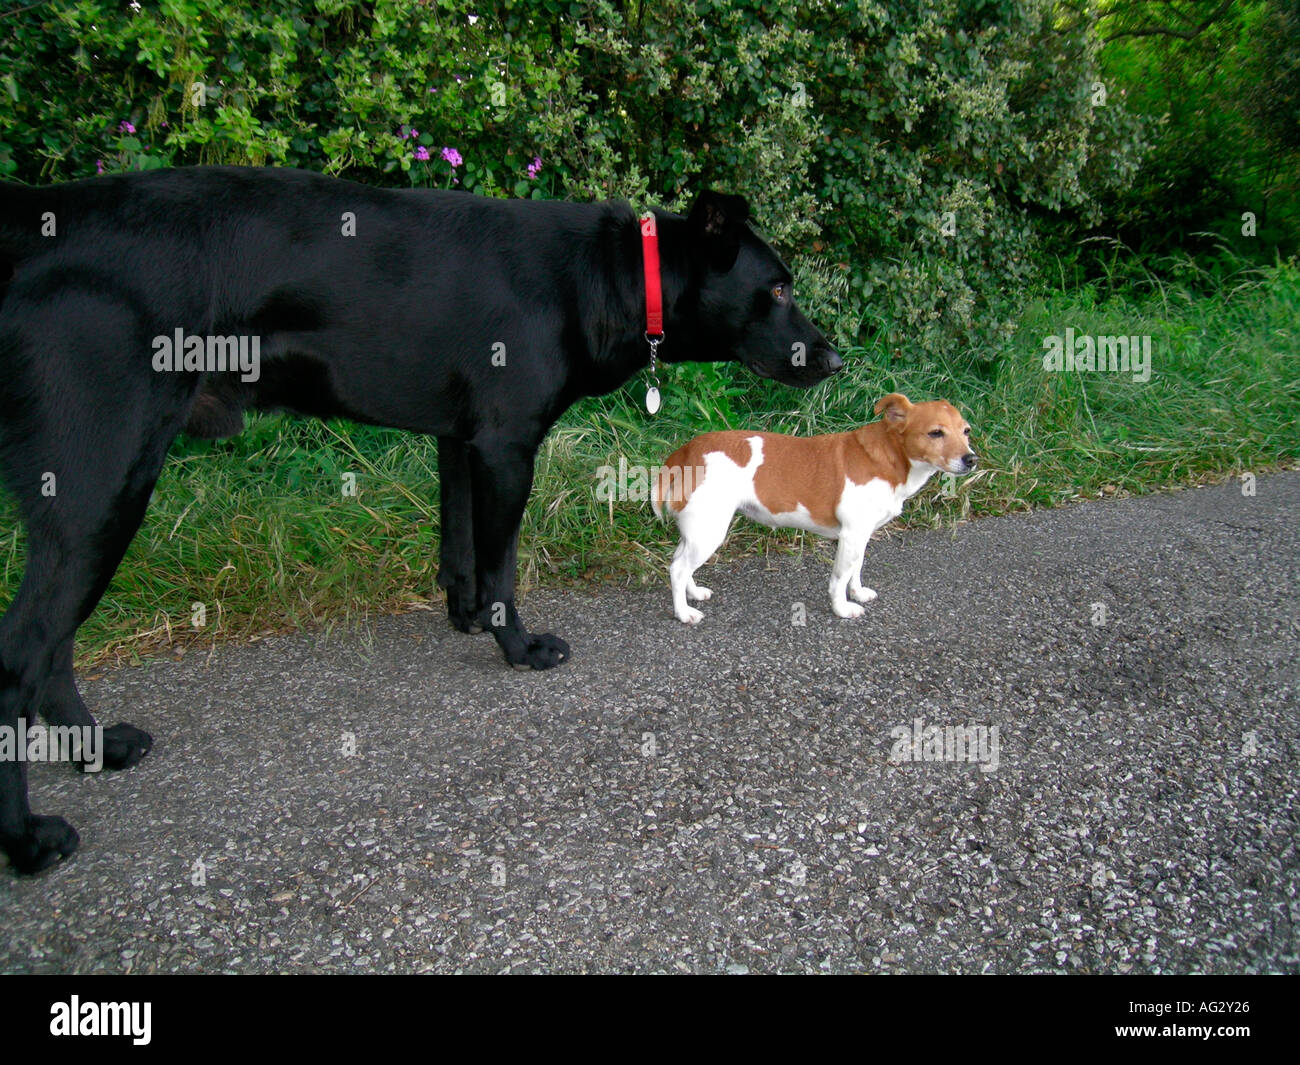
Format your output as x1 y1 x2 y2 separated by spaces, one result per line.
963 453 978 470
824 349 843 373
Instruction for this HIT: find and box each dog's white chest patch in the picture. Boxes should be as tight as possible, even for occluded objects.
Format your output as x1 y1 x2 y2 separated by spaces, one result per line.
838 476 905 532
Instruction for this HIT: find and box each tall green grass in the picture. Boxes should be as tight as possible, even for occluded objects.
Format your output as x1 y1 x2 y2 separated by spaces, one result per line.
2 257 1296 664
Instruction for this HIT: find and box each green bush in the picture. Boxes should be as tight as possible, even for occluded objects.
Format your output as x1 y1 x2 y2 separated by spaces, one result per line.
1094 0 1300 262
0 0 1146 366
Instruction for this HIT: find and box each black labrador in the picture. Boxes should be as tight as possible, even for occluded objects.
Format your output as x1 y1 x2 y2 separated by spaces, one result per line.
0 166 840 873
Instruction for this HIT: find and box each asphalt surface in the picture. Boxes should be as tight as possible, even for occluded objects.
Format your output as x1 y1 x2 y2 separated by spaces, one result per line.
1 474 1296 974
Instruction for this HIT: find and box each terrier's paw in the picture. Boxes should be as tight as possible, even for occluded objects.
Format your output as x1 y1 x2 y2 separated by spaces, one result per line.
832 600 865 619
687 585 712 601
676 606 705 625
850 586 878 604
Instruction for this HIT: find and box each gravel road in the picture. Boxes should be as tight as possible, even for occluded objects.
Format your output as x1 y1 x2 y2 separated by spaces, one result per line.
1 473 1296 973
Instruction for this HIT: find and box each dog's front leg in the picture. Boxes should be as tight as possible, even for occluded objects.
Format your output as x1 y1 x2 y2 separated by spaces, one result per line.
436 437 481 633
829 531 872 618
467 436 570 670
41 638 152 771
848 570 879 605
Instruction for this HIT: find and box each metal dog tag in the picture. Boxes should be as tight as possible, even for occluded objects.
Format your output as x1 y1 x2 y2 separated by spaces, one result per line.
645 386 661 414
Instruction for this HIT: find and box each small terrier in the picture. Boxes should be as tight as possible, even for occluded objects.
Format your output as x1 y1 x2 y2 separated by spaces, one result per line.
651 393 976 623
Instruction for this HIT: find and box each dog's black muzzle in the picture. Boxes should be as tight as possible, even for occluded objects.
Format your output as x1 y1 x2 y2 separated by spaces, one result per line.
746 344 843 387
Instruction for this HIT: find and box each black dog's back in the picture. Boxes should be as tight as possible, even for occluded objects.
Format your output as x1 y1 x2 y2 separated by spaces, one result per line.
2 169 639 442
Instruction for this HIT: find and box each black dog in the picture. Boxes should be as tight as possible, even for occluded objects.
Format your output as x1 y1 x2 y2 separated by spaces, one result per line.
0 166 840 872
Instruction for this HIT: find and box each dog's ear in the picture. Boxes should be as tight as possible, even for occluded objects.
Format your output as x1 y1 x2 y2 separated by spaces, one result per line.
688 191 750 272
874 393 911 428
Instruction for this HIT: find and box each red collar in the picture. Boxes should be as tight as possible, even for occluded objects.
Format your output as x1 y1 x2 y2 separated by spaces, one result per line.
640 213 664 339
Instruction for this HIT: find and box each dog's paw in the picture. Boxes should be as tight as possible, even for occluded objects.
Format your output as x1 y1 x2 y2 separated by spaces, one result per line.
2 815 80 875
850 586 878 604
687 584 712 601
509 633 571 671
832 600 865 619
676 606 705 625
78 723 152 773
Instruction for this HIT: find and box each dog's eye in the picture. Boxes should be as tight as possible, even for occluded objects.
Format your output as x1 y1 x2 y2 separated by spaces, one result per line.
928 429 945 438
771 284 787 303
964 427 971 436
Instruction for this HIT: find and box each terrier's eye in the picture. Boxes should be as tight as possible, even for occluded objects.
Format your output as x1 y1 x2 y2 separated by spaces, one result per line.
928 429 945 438
771 284 787 302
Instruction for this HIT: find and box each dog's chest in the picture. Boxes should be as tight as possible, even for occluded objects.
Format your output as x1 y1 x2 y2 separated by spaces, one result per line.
837 476 906 532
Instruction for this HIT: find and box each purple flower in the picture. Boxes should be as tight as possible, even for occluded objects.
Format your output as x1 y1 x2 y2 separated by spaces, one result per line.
441 147 463 167
118 120 135 134
414 146 430 161
526 155 542 179
95 159 104 174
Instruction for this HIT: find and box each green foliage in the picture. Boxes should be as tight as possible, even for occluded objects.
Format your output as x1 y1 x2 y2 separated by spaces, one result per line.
0 0 1145 363
1094 0 1300 260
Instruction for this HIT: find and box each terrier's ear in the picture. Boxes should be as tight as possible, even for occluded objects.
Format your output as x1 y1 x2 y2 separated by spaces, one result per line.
874 393 912 428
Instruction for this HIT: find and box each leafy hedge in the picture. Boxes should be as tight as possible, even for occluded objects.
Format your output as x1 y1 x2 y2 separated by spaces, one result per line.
0 0 1146 362
1096 0 1300 262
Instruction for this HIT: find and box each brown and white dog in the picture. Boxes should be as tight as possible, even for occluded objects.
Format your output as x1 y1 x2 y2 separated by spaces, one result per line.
651 393 976 623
